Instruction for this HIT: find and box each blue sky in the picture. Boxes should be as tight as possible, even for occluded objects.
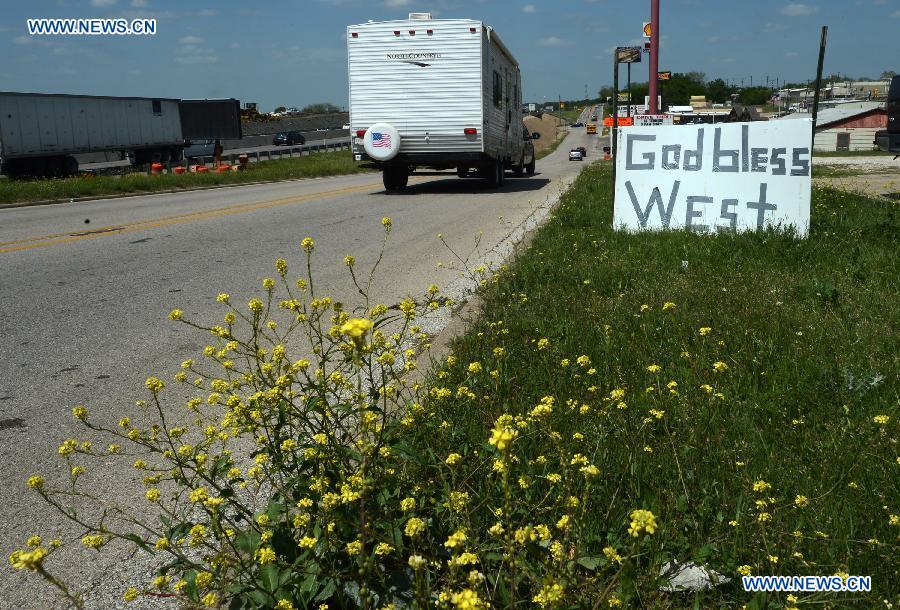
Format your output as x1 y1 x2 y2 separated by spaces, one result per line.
1 0 897 110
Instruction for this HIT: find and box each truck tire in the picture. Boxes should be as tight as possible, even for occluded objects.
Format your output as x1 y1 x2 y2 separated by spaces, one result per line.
63 156 79 176
383 167 408 192
526 156 536 175
484 158 504 188
457 166 470 178
512 156 525 177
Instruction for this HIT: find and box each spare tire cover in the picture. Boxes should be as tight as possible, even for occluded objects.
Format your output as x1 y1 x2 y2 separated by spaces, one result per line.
364 123 401 161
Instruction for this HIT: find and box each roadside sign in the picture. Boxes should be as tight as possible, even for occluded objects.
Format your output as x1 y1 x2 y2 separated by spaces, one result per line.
643 22 652 38
633 114 673 127
658 71 671 81
604 116 634 127
613 120 812 236
616 46 642 64
618 104 648 115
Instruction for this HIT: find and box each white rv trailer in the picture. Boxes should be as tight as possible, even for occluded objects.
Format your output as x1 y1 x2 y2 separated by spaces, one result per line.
347 14 534 190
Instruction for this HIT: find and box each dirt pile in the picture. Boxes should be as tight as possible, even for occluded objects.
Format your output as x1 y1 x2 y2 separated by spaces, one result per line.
524 114 566 154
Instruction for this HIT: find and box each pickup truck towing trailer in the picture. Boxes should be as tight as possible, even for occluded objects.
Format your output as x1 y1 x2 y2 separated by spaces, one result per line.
874 76 899 154
0 93 242 178
347 13 529 190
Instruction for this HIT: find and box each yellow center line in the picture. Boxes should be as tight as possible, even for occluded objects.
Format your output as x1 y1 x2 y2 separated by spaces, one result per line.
0 179 389 254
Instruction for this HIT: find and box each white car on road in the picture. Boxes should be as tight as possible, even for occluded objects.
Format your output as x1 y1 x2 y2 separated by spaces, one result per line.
568 149 583 161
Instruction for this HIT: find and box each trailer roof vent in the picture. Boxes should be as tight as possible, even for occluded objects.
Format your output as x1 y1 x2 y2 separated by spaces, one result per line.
408 12 432 20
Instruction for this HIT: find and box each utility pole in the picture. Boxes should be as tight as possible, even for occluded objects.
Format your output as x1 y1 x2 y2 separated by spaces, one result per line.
648 0 660 114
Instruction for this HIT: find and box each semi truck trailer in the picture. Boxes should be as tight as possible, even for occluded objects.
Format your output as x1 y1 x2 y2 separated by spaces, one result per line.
347 13 533 191
0 92 241 178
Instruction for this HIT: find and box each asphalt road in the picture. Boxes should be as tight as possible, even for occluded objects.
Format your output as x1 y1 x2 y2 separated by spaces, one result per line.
0 126 603 607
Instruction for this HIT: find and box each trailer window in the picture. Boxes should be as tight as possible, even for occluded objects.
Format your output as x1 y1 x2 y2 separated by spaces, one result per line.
152 100 162 115
493 71 502 109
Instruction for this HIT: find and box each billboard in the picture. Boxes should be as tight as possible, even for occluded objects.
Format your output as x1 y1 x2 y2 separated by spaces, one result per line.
614 120 812 236
616 47 642 64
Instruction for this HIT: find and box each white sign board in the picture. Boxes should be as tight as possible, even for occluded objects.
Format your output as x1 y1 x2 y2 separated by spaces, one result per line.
614 120 811 236
634 114 674 127
618 104 648 116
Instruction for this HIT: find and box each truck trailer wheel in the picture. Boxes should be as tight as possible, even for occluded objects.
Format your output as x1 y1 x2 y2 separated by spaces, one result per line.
512 156 525 177
483 158 504 188
457 166 470 178
63 156 79 176
526 156 536 175
383 167 408 192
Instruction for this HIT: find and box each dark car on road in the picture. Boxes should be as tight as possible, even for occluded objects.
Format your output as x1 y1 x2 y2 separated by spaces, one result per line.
273 131 306 146
575 146 587 158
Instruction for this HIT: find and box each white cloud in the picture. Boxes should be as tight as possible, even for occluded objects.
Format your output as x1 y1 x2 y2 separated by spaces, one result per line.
764 22 786 32
175 35 217 64
892 9 900 16
780 3 819 16
537 36 572 47
90 0 119 6
12 35 33 45
384 0 412 7
130 0 148 7
522 4 536 12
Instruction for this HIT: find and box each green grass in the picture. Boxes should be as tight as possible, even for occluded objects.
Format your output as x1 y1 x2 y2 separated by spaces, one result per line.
548 109 584 124
814 149 895 157
0 151 371 206
419 163 899 605
535 130 569 160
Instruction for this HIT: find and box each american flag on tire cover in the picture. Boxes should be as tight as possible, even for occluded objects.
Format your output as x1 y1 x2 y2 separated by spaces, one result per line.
372 132 391 148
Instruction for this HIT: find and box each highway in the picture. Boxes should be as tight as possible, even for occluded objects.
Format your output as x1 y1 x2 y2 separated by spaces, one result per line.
0 122 605 607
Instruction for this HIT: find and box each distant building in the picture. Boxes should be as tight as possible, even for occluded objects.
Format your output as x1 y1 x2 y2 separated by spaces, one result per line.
776 80 891 104
781 102 887 151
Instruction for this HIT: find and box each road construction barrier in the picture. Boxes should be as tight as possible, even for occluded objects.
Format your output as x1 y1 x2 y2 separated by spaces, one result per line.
150 162 164 175
173 166 186 175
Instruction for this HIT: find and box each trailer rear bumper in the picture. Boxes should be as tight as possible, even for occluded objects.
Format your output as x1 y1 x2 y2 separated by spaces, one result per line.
356 151 492 169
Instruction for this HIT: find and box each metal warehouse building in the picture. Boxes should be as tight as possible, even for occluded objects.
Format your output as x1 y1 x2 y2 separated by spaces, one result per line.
782 102 887 151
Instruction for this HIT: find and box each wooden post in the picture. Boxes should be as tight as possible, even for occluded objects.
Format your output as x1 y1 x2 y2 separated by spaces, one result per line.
811 25 828 157
612 50 619 190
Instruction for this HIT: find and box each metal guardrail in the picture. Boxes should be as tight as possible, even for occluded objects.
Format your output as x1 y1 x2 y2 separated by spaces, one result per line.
85 140 351 177
193 140 351 167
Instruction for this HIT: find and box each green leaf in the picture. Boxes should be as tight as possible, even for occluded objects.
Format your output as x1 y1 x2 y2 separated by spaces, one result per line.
122 533 154 555
314 578 337 602
577 556 603 571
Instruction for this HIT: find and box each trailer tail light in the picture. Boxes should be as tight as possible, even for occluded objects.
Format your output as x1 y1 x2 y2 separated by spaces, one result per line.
469 27 477 33
409 30 416 35
426 29 433 35
351 32 358 38
464 128 477 135
356 130 366 137
394 31 400 36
